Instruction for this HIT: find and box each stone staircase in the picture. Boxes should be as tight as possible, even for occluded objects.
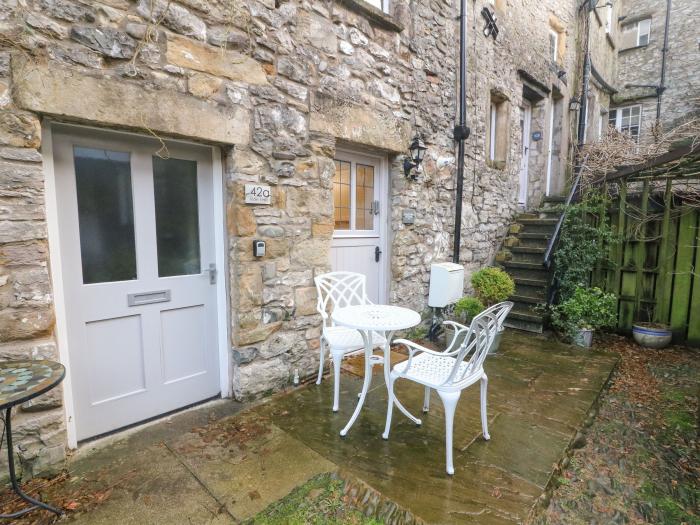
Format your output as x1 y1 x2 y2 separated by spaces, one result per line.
496 196 565 333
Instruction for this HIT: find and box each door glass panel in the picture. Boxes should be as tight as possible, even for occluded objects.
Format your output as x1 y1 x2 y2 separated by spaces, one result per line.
356 164 374 230
333 160 351 230
153 157 201 277
74 147 137 284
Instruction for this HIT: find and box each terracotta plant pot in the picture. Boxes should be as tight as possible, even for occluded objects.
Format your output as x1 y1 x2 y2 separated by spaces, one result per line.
573 328 593 348
632 323 672 349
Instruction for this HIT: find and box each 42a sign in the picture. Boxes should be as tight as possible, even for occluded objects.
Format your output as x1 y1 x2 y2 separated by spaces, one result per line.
244 184 272 204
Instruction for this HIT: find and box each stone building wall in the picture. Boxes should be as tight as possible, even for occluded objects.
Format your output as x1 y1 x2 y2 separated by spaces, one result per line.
0 0 582 476
614 0 700 141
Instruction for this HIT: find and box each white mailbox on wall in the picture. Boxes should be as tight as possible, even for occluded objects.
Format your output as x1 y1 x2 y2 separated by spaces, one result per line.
428 262 465 308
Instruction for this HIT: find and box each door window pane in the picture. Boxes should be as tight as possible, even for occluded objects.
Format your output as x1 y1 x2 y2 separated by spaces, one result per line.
355 164 375 230
153 157 201 277
74 147 137 284
333 160 351 230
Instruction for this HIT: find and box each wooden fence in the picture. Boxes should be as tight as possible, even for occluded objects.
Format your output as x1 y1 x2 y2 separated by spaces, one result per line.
592 179 700 346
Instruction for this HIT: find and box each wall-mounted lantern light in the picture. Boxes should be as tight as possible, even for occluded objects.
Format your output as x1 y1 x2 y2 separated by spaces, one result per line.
403 135 427 180
568 95 581 112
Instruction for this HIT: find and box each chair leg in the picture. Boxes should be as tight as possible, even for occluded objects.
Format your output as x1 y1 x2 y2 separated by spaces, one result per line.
437 390 461 476
332 351 343 412
480 373 490 441
423 386 431 413
382 375 396 440
316 338 325 385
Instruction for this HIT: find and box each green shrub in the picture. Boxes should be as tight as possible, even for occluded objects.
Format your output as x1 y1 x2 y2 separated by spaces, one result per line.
550 286 617 339
454 296 485 321
471 267 515 306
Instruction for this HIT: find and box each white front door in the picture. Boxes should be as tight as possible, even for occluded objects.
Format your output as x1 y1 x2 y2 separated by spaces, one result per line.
53 126 221 440
330 150 388 304
519 103 532 206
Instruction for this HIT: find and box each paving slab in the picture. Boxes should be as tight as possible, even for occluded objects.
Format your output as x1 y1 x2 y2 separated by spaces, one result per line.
254 330 618 524
3 330 617 525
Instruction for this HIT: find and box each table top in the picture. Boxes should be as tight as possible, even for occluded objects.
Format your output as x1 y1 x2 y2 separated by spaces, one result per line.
0 360 65 411
332 304 421 332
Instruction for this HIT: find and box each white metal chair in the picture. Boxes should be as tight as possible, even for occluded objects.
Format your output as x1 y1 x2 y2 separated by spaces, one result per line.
314 272 386 412
383 301 513 475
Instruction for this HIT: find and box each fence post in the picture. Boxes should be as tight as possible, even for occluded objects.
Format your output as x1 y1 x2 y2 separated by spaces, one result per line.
634 181 650 320
613 182 627 328
654 179 674 324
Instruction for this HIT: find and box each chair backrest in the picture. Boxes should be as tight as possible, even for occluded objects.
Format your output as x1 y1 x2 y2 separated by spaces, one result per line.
444 301 513 386
489 301 514 332
314 271 370 326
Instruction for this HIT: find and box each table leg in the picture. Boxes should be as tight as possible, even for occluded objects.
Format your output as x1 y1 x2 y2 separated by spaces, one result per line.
383 333 422 427
339 330 374 437
0 407 63 519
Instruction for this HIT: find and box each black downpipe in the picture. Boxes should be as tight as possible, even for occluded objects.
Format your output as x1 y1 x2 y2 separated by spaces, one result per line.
577 10 591 147
452 0 469 263
657 0 672 121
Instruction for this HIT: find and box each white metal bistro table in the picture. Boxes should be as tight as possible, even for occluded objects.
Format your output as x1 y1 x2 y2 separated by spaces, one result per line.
331 304 422 436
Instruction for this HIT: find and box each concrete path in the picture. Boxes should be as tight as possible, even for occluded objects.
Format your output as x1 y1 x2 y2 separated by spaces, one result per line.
7 331 617 524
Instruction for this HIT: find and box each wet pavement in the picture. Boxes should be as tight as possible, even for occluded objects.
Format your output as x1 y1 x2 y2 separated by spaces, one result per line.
8 330 618 524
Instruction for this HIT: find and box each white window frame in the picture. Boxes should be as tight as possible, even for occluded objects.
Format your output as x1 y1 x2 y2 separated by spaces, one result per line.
609 105 643 142
605 4 613 34
332 154 381 236
636 18 651 46
549 29 559 62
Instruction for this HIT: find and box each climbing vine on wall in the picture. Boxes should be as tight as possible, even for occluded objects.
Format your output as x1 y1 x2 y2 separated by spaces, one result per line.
553 191 617 302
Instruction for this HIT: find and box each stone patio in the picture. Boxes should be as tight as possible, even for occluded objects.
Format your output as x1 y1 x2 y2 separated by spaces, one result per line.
3 331 618 524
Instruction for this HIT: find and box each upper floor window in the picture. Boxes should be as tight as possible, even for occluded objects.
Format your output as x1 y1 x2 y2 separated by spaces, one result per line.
549 29 559 62
609 105 642 142
364 0 389 13
621 17 651 48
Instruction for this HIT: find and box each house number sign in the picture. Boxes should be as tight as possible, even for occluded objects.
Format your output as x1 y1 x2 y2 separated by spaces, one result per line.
245 184 272 205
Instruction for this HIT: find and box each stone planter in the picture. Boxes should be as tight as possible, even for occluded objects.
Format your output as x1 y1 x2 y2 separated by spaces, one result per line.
573 328 593 348
632 324 672 349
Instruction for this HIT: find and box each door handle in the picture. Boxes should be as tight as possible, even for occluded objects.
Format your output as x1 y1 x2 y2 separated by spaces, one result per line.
206 263 217 285
375 246 382 262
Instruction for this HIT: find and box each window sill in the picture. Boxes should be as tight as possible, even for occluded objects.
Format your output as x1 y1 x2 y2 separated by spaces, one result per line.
486 159 506 170
619 43 649 53
337 0 405 32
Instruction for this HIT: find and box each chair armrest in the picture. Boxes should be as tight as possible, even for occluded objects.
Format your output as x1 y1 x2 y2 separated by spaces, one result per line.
441 321 470 354
393 339 449 377
442 320 468 331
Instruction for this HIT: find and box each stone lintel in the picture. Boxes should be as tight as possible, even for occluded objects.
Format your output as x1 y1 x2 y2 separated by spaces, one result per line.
310 93 409 154
13 59 250 146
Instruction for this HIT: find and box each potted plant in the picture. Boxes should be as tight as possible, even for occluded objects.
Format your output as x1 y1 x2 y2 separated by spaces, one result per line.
632 322 672 349
550 287 617 348
451 268 514 353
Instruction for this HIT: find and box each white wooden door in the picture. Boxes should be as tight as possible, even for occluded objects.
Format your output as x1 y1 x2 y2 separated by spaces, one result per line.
330 150 388 304
519 103 532 206
53 126 220 440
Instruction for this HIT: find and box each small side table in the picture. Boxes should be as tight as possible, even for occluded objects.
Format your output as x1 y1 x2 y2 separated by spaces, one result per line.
0 360 65 519
331 305 421 436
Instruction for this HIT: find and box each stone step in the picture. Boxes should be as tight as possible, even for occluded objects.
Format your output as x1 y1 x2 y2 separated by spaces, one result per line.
509 246 546 263
542 195 566 204
505 308 545 333
517 233 552 249
517 218 559 234
513 277 548 299
510 293 542 305
501 261 549 280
